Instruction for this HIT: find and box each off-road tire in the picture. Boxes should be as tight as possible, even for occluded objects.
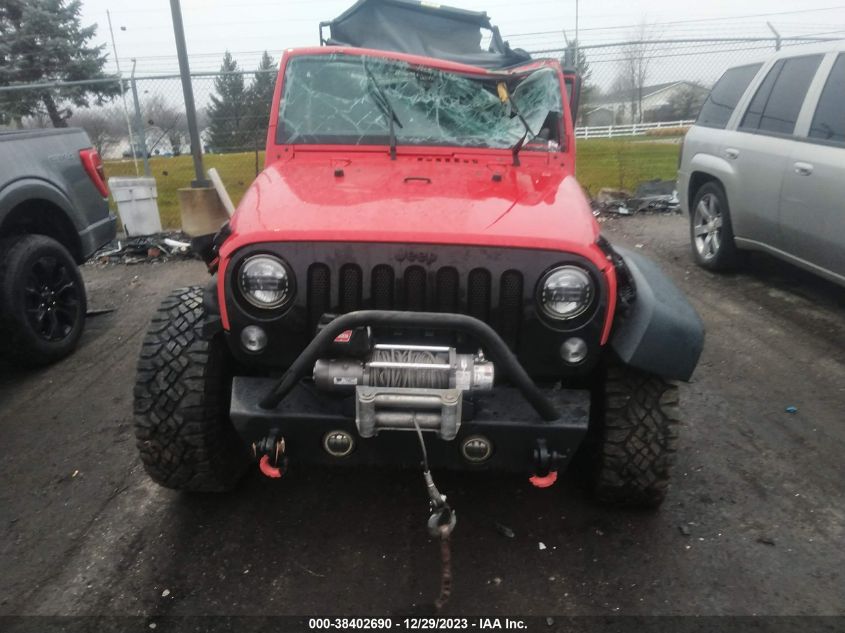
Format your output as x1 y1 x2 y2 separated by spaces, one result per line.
133 286 250 491
0 235 87 367
690 181 740 271
591 364 680 508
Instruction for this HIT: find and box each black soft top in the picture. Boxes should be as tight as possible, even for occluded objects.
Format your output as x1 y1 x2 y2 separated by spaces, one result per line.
320 0 532 69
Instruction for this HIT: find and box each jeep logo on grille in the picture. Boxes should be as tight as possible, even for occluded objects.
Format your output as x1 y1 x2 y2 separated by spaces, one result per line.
395 250 437 265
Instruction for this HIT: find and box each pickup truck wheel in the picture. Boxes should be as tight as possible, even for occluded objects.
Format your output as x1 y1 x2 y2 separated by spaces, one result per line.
0 235 87 366
690 182 740 271
589 364 680 508
133 286 250 492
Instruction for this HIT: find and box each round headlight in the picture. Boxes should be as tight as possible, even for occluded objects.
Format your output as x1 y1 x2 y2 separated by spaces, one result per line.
239 255 291 309
539 266 594 320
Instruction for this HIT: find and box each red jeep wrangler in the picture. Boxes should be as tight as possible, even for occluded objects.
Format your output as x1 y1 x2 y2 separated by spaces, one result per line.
133 2 703 509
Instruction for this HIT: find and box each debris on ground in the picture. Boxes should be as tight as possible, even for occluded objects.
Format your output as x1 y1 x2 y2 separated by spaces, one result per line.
90 232 197 265
629 179 681 214
86 307 117 317
592 180 681 218
785 406 798 414
493 522 515 539
756 536 776 546
538 542 547 551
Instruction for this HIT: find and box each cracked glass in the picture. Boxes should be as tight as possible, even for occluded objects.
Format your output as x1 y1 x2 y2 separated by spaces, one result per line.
278 54 563 150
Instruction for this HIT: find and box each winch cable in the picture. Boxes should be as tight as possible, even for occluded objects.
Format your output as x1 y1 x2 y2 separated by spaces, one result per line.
411 415 455 611
371 348 449 389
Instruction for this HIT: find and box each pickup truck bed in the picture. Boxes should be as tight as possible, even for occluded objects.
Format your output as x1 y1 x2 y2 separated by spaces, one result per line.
0 127 116 366
0 128 115 262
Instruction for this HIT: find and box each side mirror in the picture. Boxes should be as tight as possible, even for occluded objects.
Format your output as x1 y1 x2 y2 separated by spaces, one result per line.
563 73 582 124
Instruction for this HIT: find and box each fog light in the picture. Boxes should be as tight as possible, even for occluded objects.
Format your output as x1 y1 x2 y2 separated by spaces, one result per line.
323 430 355 457
241 325 268 353
461 435 493 463
561 337 588 365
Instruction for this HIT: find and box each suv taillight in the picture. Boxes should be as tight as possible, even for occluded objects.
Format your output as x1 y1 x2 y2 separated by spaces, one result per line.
79 148 109 197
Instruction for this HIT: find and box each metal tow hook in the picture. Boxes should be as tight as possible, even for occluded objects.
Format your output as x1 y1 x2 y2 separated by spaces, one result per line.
425 470 456 537
253 434 286 479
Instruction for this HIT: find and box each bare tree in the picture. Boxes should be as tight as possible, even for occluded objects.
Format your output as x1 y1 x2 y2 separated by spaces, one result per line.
619 22 658 124
665 83 707 120
67 107 125 157
143 94 189 155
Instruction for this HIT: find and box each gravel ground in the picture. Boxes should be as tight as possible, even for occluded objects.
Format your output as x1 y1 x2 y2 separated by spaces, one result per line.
1 213 844 619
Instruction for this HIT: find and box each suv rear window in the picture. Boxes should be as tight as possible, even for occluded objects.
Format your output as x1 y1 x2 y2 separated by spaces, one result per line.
696 63 762 129
740 54 823 135
809 54 845 146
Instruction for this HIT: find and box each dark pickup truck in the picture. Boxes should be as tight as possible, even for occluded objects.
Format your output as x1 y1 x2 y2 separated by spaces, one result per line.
0 128 116 366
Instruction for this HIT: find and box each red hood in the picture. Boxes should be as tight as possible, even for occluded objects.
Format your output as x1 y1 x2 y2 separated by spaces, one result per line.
222 151 600 260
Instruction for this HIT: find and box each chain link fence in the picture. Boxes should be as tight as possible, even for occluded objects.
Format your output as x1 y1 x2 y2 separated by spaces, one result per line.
0 37 838 226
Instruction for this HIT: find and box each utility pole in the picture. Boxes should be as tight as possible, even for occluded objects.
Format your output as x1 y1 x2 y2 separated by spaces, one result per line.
169 0 209 187
107 9 139 175
130 59 152 177
767 22 782 51
575 0 579 61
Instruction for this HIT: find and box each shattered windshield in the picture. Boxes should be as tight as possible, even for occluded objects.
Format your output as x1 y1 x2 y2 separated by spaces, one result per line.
278 54 564 150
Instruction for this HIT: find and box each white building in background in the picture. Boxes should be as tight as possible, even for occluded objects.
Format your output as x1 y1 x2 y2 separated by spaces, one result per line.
582 81 709 127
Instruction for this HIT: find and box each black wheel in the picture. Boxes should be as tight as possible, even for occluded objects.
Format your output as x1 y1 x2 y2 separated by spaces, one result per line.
0 235 87 367
133 286 250 491
690 181 740 271
588 364 680 508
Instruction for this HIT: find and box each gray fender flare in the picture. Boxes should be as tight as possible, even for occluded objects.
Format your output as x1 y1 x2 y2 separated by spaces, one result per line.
0 178 81 230
610 247 704 381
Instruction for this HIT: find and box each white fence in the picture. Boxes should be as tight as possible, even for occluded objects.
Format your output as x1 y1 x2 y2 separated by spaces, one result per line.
575 120 696 139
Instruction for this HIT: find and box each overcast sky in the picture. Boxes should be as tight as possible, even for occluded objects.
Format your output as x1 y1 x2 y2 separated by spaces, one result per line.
79 0 845 84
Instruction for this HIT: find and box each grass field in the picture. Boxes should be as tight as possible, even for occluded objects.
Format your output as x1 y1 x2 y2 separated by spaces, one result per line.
105 152 264 229
104 139 681 229
576 137 682 196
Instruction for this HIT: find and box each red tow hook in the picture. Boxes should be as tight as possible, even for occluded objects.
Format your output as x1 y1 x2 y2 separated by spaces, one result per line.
529 470 558 488
254 435 286 479
259 455 284 479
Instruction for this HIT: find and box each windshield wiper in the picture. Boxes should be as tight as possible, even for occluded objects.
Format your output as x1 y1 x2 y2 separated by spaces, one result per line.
363 62 403 160
497 81 536 166
508 98 536 167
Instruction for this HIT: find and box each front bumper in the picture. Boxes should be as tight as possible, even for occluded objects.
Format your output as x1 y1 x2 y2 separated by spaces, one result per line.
230 377 590 472
229 309 591 472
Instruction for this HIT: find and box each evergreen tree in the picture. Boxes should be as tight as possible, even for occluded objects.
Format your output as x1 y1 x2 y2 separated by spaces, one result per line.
0 0 119 127
207 51 249 152
561 40 592 85
245 51 276 145
560 40 595 124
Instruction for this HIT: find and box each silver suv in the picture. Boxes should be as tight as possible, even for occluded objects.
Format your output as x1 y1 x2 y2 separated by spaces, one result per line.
678 44 844 285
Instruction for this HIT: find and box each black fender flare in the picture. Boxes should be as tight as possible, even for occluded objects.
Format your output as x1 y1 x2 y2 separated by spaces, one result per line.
200 274 224 339
610 247 704 381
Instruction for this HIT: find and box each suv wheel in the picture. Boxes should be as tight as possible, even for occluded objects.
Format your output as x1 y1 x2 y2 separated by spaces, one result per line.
690 182 740 270
588 364 680 508
133 286 250 491
0 235 87 367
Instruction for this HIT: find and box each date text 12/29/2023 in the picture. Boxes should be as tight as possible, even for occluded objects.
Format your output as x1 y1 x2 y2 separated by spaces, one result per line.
308 618 529 630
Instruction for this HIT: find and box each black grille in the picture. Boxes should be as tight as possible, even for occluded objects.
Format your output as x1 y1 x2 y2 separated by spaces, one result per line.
436 267 459 313
305 261 524 339
307 264 330 333
339 264 363 313
403 266 427 311
499 270 524 349
466 268 491 322
371 265 394 309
